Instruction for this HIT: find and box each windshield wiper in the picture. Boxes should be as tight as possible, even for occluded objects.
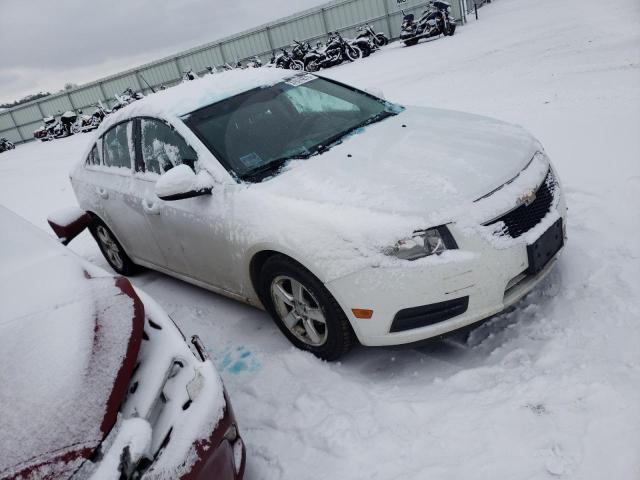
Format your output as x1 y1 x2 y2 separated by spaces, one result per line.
241 110 395 182
308 110 394 157
241 154 307 182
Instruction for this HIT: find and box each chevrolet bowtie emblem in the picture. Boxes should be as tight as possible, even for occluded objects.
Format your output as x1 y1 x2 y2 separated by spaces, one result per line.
518 189 537 206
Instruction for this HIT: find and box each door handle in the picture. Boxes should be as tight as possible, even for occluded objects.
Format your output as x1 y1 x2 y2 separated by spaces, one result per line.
142 198 161 215
96 187 109 199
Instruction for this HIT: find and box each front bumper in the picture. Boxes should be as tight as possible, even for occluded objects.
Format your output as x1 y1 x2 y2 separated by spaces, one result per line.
326 180 567 347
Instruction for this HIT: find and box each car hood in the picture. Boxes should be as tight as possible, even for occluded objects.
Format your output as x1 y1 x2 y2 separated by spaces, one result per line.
0 208 143 479
256 106 541 218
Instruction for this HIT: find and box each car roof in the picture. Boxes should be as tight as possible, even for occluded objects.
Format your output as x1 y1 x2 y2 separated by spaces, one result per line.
95 68 295 137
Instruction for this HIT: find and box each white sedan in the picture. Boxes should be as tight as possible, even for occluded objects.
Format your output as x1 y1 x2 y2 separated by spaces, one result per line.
70 69 567 360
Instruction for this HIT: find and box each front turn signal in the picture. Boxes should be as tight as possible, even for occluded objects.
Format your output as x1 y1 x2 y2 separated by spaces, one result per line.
352 308 374 319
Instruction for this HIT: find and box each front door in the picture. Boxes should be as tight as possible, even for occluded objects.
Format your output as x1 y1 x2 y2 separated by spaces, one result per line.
135 117 237 293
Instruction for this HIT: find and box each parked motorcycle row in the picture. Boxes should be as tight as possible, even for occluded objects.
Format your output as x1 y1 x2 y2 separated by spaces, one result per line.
270 24 389 72
33 88 143 142
0 137 15 153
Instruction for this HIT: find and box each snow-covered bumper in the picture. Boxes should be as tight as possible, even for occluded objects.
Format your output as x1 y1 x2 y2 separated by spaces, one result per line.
90 288 245 480
327 171 568 347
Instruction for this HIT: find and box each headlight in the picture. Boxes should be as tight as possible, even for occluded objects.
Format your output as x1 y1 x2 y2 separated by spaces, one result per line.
385 226 456 261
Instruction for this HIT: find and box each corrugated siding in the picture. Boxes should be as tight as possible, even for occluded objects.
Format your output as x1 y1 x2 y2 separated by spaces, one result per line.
139 61 181 88
70 85 106 109
102 73 141 99
1 126 22 143
0 113 15 132
270 14 326 48
180 48 225 74
39 96 74 116
4 0 463 144
12 104 41 125
18 120 43 140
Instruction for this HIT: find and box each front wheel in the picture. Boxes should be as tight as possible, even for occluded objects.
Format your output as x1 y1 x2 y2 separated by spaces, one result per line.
345 45 362 62
375 34 389 46
290 60 304 71
260 255 356 361
304 61 320 72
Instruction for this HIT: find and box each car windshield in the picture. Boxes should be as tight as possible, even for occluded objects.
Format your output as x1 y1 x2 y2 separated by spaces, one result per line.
182 75 402 182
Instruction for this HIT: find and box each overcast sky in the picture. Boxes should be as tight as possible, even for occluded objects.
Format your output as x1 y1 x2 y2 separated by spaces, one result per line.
0 0 328 104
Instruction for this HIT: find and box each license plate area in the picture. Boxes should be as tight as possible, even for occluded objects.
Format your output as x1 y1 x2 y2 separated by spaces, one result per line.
527 218 564 275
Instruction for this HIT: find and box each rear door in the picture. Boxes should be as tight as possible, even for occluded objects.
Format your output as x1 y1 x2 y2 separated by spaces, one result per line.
98 120 165 266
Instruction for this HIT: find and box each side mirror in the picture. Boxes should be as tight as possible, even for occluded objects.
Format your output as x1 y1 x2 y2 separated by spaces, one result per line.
155 164 214 201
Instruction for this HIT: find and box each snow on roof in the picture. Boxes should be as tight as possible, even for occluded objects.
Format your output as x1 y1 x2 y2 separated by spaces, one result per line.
97 68 294 136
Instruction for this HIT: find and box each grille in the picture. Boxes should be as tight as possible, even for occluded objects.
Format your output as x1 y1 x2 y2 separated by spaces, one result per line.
486 169 556 238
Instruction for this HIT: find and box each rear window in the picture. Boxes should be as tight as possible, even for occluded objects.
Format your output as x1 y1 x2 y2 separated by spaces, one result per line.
103 122 133 169
85 143 101 166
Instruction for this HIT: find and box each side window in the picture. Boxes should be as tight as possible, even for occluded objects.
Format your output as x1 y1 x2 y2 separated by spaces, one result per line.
103 122 133 169
86 143 101 166
140 118 197 175
284 85 359 114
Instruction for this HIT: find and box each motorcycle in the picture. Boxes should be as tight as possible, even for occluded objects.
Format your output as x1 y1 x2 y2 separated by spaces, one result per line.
72 109 95 133
246 56 263 68
349 30 374 58
355 24 389 55
291 40 312 64
362 23 389 47
90 101 111 129
110 88 144 112
182 69 199 82
325 32 362 63
400 1 456 46
56 110 77 138
0 137 15 152
304 32 362 72
34 116 57 141
270 48 304 70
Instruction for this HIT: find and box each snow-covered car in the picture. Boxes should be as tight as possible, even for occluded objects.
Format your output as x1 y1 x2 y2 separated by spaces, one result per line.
0 206 245 479
69 68 567 360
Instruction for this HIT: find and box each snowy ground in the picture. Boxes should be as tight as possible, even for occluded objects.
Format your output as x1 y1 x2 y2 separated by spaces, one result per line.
1 0 639 478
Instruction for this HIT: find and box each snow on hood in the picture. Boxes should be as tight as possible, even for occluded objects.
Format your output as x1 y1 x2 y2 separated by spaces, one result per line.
0 207 140 477
225 106 548 280
256 106 542 217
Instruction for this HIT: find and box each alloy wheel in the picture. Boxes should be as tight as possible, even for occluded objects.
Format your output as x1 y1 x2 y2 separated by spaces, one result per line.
270 275 328 346
96 225 124 271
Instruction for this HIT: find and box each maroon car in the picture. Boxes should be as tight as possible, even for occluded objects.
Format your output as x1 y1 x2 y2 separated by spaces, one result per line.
0 206 245 480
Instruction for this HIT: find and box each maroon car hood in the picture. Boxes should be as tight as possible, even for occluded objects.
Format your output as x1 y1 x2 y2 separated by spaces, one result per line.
0 208 144 479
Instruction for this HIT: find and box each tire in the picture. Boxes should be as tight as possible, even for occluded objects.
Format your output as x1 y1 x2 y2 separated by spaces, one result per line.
375 34 389 46
345 45 362 62
447 24 457 36
360 44 371 57
304 61 320 72
403 38 419 47
89 217 139 276
259 255 356 361
290 60 304 71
